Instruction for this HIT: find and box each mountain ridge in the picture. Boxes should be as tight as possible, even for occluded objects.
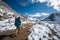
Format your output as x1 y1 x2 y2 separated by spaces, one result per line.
43 13 60 24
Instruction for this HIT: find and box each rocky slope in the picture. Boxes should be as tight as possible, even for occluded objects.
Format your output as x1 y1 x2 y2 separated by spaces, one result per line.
0 0 27 31
0 1 34 40
43 13 60 24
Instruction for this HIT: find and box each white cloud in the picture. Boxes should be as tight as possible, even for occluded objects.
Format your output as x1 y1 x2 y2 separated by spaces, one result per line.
31 0 47 3
30 13 41 17
16 0 31 7
31 0 60 11
28 13 49 17
47 0 60 11
33 13 41 17
41 13 49 15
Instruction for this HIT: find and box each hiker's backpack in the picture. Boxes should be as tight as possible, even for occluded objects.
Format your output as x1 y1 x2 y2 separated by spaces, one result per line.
15 17 21 26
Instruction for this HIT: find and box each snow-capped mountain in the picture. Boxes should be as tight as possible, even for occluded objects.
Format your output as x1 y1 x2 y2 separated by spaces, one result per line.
0 1 18 20
0 1 26 32
43 13 60 24
25 13 49 21
0 1 17 31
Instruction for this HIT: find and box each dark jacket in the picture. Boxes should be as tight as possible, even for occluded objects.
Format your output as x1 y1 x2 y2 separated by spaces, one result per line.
15 17 21 27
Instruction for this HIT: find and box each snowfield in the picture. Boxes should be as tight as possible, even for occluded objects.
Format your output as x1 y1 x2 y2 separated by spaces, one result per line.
0 5 17 32
0 18 16 32
0 18 35 32
0 5 36 32
28 21 60 40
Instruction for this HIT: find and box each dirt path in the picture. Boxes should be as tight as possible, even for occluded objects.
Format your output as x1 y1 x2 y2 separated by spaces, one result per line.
0 23 33 40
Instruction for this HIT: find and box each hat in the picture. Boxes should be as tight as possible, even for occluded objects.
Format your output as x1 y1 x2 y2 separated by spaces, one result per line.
18 16 21 19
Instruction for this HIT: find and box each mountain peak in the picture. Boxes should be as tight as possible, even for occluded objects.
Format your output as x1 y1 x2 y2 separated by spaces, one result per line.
43 13 60 24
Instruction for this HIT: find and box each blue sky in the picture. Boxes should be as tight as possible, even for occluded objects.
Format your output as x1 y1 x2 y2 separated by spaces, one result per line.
2 0 59 15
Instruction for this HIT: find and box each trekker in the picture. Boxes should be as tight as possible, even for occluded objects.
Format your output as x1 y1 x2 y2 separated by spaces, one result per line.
15 16 21 35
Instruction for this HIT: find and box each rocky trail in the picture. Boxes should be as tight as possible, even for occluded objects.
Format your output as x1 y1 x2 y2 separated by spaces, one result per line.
0 23 33 40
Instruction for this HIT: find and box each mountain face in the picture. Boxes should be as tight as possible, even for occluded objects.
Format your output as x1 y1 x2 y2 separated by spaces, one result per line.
0 1 13 10
0 1 27 32
0 1 21 31
0 1 26 21
43 13 60 24
0 1 18 20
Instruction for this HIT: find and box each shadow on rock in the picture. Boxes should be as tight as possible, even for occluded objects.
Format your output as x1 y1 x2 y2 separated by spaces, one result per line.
0 34 16 40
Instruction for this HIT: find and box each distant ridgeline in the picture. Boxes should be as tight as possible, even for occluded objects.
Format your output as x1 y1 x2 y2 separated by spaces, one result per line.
43 13 60 24
43 13 60 21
